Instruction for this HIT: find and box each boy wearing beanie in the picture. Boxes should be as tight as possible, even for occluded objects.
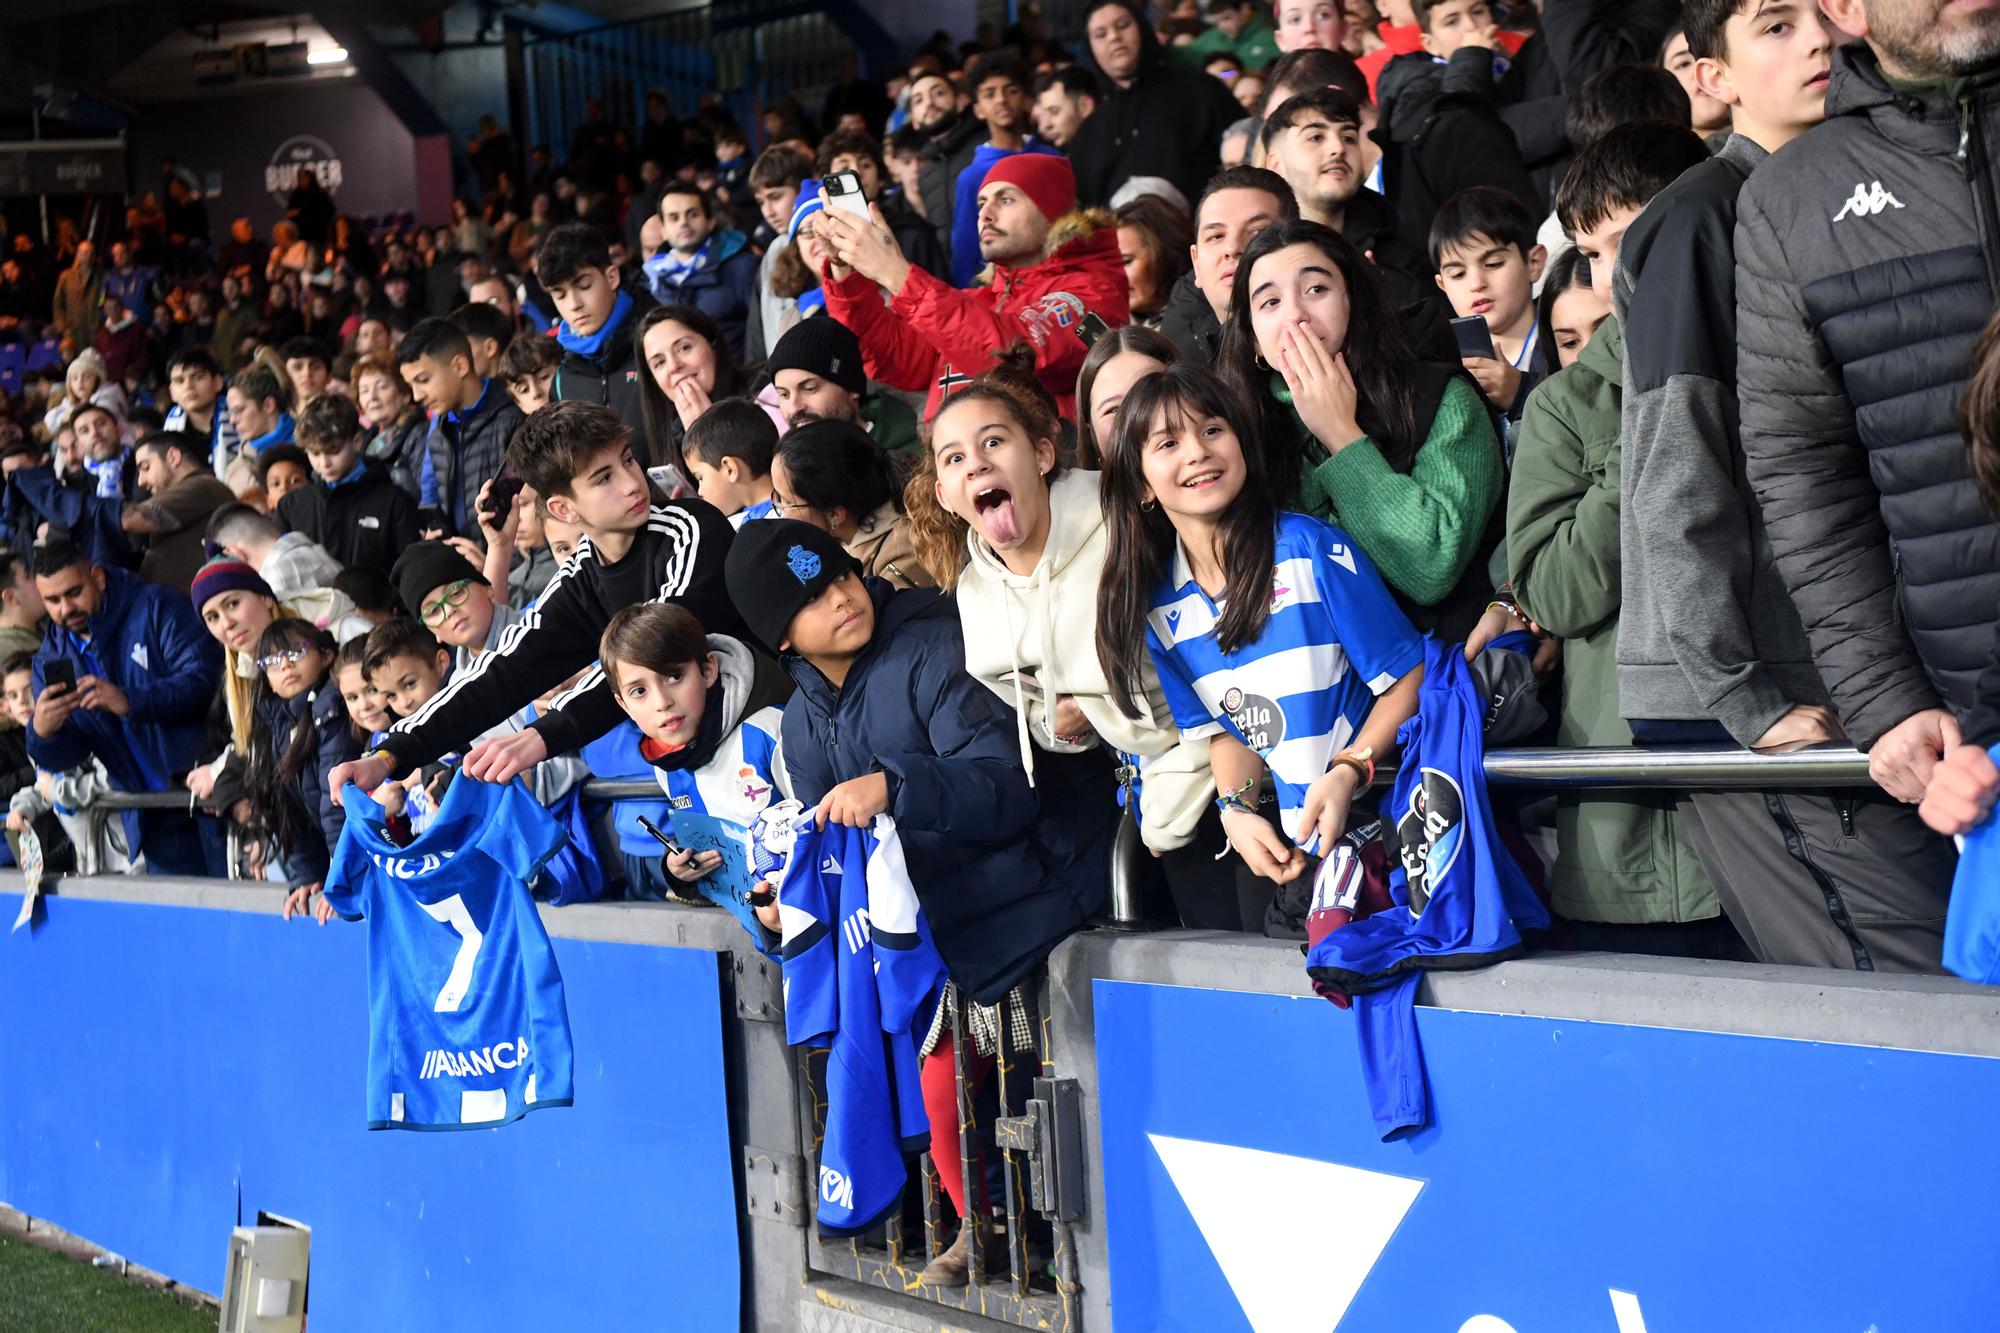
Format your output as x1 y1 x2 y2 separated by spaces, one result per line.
725 518 1111 1008
766 317 919 455
818 152 1129 419
386 539 589 811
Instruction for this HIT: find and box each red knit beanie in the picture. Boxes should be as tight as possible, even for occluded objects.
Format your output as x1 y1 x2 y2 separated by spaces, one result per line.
980 153 1077 225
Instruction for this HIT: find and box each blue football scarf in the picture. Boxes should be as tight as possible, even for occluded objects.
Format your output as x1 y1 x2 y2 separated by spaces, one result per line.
779 816 946 1236
1945 743 2000 984
321 775 576 1130
1305 635 1548 1139
555 289 634 359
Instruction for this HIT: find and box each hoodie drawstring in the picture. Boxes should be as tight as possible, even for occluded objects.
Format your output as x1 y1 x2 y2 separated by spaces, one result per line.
1001 588 1036 790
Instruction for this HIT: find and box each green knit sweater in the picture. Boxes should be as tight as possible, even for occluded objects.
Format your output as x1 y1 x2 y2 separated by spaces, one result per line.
1279 374 1503 606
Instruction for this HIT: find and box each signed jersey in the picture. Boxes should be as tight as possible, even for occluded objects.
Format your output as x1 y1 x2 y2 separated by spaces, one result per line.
322 775 575 1131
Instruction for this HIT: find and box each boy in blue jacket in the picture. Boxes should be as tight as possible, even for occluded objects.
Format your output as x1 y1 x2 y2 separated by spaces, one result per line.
723 519 1113 1008
28 538 221 874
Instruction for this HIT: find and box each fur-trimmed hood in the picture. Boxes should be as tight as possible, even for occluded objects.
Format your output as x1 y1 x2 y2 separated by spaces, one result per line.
977 208 1119 288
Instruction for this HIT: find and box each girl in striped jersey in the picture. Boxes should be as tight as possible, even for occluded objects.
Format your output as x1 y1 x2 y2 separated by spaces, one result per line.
1097 362 1426 889
600 602 796 950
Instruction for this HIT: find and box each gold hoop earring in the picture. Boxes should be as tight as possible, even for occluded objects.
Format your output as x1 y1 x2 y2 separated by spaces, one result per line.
1140 497 1157 512
1254 351 1269 370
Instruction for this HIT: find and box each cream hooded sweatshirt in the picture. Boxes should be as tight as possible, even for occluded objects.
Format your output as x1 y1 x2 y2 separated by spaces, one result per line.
955 468 1213 852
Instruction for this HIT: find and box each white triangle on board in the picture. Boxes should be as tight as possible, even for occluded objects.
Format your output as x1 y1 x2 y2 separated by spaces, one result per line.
1148 1133 1425 1333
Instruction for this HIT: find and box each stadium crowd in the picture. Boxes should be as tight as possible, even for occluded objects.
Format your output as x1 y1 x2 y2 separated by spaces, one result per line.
2 0 1999 1280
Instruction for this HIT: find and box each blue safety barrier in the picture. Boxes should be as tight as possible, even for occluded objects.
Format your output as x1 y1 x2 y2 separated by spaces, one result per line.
1095 977 2000 1332
0 892 739 1332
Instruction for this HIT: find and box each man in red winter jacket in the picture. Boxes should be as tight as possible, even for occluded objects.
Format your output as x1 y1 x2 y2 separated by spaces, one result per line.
815 153 1127 420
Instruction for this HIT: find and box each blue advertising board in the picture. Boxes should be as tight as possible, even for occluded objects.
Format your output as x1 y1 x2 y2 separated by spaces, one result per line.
0 894 740 1332
1096 978 2000 1332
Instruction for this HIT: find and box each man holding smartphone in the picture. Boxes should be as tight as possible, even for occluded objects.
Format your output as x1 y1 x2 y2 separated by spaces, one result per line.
818 153 1129 420
28 539 221 875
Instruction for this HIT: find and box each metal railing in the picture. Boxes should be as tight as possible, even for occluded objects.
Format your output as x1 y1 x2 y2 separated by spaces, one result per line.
582 743 1876 801
75 743 1875 888
78 791 240 880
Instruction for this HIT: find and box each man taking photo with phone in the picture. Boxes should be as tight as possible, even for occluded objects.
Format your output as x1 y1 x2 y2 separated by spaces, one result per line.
818 153 1129 419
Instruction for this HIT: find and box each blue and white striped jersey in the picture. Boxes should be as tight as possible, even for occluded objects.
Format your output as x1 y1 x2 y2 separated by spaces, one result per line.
1144 511 1424 841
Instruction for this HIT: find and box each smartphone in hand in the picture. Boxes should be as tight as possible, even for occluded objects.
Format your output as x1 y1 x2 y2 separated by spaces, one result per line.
1451 315 1498 361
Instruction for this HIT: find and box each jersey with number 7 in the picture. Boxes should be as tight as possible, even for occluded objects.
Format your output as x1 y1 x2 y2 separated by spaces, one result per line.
321 775 575 1130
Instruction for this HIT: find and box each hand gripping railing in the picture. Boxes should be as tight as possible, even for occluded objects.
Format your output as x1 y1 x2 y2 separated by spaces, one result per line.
1101 742 1878 928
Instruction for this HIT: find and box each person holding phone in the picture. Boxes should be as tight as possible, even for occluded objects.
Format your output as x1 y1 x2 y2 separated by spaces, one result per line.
818 152 1128 420
1429 187 1550 430
28 538 223 876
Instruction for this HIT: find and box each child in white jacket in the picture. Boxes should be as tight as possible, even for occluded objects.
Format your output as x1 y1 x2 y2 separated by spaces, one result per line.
905 354 1245 929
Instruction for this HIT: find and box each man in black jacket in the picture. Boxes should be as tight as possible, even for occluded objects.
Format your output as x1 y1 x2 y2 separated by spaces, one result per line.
1162 167 1297 363
282 394 420 577
539 223 656 452
1260 89 1441 311
1067 0 1245 209
1737 12 2000 805
911 68 984 257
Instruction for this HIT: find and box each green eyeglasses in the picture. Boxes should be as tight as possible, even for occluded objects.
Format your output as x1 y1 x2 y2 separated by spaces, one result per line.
420 580 474 626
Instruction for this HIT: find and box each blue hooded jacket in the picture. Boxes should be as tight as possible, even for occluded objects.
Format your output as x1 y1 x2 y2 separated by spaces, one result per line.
642 227 759 361
28 566 221 866
779 582 1114 1005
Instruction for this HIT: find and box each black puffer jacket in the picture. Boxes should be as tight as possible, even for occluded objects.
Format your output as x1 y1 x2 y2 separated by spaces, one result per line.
916 116 984 261
1159 270 1220 363
1376 51 1542 252
779 584 1113 1005
1736 45 2000 747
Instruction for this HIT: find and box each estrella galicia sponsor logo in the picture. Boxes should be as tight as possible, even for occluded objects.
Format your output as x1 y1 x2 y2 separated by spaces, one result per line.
1395 767 1464 917
421 1036 529 1080
1221 687 1285 753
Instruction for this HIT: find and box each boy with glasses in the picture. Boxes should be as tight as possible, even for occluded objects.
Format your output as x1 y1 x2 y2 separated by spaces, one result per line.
387 541 586 809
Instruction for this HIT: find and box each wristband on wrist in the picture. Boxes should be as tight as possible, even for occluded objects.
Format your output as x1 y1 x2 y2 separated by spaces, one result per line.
1215 775 1258 816
1331 746 1375 792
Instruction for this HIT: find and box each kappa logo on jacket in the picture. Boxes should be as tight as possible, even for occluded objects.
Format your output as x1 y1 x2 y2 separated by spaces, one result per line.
129 643 149 672
1832 181 1905 221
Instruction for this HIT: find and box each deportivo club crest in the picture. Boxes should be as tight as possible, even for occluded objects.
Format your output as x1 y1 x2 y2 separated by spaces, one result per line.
787 545 822 584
